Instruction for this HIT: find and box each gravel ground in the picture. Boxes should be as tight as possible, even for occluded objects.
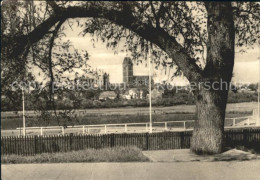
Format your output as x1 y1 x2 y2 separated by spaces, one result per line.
2 161 260 180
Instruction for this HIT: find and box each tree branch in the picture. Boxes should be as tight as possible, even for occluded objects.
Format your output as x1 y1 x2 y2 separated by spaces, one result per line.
11 2 204 82
66 5 203 81
149 2 160 28
47 1 63 13
47 19 65 125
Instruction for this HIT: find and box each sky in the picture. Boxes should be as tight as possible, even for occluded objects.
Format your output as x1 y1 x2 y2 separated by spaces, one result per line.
34 19 260 85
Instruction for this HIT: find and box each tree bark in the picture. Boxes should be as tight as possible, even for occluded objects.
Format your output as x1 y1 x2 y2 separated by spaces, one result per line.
191 85 229 154
191 2 235 154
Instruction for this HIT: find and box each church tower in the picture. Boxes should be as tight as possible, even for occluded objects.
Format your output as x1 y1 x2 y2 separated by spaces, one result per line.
103 72 110 86
123 57 133 86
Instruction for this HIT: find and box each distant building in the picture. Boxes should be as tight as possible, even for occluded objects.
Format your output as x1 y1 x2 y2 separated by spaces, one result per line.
129 88 143 99
239 87 255 93
99 91 117 100
103 72 110 86
120 94 132 100
83 69 110 87
120 88 148 100
123 57 134 86
122 57 152 87
133 76 150 86
147 89 164 99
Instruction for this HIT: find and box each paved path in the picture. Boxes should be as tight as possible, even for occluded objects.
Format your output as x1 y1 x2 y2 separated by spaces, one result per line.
2 161 260 180
143 149 260 162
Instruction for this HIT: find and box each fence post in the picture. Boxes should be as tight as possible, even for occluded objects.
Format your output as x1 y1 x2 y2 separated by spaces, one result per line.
40 127 43 136
125 124 127 132
243 129 248 147
62 127 65 135
184 121 186 129
165 122 167 130
247 118 250 126
146 133 149 150
233 118 236 126
110 134 115 147
105 125 107 133
34 136 37 155
69 133 73 151
180 132 184 149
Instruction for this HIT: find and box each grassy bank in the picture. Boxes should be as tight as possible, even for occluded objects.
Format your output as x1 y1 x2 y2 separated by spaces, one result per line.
1 146 149 164
1 111 252 130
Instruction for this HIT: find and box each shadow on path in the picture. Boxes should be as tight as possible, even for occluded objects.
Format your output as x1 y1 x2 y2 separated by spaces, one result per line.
142 149 260 162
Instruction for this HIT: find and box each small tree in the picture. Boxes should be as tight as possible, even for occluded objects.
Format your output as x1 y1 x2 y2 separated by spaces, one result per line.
248 83 258 92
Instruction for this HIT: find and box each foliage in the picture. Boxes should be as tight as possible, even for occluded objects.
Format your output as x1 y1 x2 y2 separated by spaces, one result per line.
2 2 259 84
228 92 257 103
1 1 89 124
1 146 149 163
248 83 258 91
1 89 258 112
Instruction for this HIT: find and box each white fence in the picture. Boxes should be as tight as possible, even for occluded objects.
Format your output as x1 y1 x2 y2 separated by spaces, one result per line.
13 115 258 136
225 116 251 126
16 120 195 136
253 109 259 117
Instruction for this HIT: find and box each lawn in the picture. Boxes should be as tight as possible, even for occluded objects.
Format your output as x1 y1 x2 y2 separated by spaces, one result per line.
1 102 255 130
1 146 149 164
1 111 252 130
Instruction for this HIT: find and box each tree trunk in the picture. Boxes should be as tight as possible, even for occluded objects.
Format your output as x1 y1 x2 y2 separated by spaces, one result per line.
190 2 235 154
191 86 228 154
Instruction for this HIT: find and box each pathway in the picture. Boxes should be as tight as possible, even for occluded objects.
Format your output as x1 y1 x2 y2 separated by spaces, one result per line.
2 161 260 180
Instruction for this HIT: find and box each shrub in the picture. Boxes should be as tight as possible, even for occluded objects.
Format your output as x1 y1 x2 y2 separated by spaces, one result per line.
1 146 149 164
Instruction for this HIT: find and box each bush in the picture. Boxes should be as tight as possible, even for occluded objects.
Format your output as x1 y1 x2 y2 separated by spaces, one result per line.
1 146 149 164
228 92 257 103
2 90 258 111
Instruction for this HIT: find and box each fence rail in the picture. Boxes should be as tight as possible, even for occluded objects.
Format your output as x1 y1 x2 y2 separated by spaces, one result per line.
13 116 252 136
14 120 196 136
1 128 260 156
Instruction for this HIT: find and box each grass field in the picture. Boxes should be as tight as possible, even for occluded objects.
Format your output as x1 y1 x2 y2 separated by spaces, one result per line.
1 110 252 130
1 102 256 130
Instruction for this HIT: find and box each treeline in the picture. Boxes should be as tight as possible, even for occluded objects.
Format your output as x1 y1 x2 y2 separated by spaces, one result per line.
228 91 257 103
1 90 257 111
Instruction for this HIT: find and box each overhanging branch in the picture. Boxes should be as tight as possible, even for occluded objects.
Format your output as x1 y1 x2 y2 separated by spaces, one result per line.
11 2 204 82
